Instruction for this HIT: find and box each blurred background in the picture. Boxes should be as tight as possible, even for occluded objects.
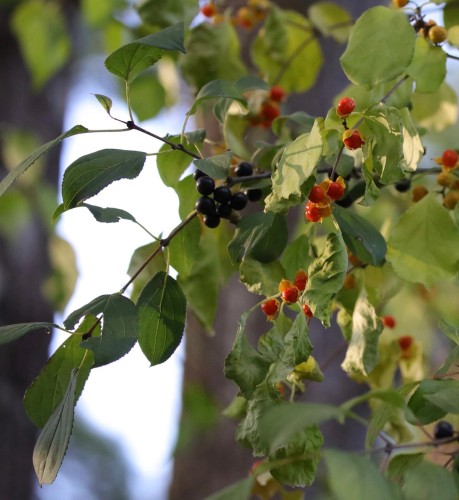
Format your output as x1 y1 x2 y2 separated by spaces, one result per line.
0 1 458 499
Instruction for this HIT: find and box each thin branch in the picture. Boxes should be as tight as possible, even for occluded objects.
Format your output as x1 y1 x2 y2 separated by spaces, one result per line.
227 171 272 187
126 121 202 160
119 210 198 294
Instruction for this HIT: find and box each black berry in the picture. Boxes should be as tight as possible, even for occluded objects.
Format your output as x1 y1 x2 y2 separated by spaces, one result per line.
395 178 411 192
216 203 232 218
235 162 253 177
245 189 262 202
204 214 220 228
196 176 215 195
213 186 232 204
195 196 216 215
193 169 206 181
434 421 454 440
230 192 248 211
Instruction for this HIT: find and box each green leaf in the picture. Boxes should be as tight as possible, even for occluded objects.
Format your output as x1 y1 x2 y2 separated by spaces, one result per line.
24 329 94 428
252 8 323 93
259 402 344 453
127 242 166 303
423 382 459 414
179 223 234 331
324 449 402 500
192 152 232 180
65 294 139 367
439 320 459 345
341 291 383 377
361 106 405 184
387 194 459 287
187 80 246 117
228 212 288 264
269 425 323 487
402 461 457 500
0 322 59 346
366 382 417 448
264 120 323 213
0 125 88 199
82 0 123 26
82 203 136 223
308 2 352 43
239 258 285 296
406 36 447 93
280 234 314 281
61 149 146 210
105 23 185 83
435 345 459 377
224 312 271 398
33 369 79 485
411 82 458 132
304 232 348 326
333 206 386 266
137 272 186 366
340 6 415 89
400 107 424 172
168 217 201 279
342 388 405 413
93 93 113 114
387 453 424 485
11 1 70 89
181 22 246 90
205 476 254 500
406 379 458 425
137 0 197 31
444 1 459 30
129 72 166 122
157 133 203 189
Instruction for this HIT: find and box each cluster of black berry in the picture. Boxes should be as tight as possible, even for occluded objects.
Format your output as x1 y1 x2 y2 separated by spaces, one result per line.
194 162 263 228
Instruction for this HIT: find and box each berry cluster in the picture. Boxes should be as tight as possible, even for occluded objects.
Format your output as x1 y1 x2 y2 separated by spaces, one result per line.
200 0 269 29
305 176 346 223
260 270 313 320
194 162 262 228
435 149 459 210
336 97 365 151
249 85 284 128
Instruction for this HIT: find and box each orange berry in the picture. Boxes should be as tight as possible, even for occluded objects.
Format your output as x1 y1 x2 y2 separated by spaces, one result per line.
398 335 413 358
269 86 285 102
261 298 279 319
200 4 215 17
429 25 447 44
444 191 459 210
294 270 308 291
336 97 355 118
308 185 326 203
343 129 364 150
412 185 428 202
302 304 313 318
441 149 458 168
382 315 396 329
282 286 299 304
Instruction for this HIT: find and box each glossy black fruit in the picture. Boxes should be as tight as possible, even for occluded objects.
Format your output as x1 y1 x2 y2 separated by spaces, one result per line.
195 196 216 215
196 176 215 196
235 162 253 177
230 192 248 211
193 169 206 181
395 178 411 192
245 189 262 202
213 186 232 204
204 214 220 228
434 421 454 440
216 203 232 218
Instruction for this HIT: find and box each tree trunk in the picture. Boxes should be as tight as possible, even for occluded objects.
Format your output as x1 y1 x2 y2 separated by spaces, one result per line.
169 2 380 498
0 5 78 498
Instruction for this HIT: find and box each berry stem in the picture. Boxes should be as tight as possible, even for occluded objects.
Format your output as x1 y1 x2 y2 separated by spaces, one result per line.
227 171 272 187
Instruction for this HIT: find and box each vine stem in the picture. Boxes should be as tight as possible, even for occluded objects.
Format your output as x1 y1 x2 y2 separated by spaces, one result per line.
119 210 198 295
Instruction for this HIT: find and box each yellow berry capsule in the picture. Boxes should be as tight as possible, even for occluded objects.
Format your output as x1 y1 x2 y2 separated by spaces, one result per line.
429 26 447 44
412 185 428 202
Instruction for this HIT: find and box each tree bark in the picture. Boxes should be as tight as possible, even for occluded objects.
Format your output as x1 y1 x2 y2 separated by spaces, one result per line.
169 2 380 498
0 5 79 498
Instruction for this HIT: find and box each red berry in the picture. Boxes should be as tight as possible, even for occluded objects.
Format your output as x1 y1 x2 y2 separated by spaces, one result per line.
441 149 458 168
382 315 396 329
343 129 364 150
281 286 299 304
305 202 322 222
261 298 279 318
308 185 326 203
327 182 345 200
303 304 313 318
261 102 281 121
200 4 215 17
269 86 285 102
336 97 355 118
294 270 308 291
398 335 413 352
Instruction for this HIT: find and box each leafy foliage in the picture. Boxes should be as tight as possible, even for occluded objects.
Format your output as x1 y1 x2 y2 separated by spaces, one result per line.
4 1 459 495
